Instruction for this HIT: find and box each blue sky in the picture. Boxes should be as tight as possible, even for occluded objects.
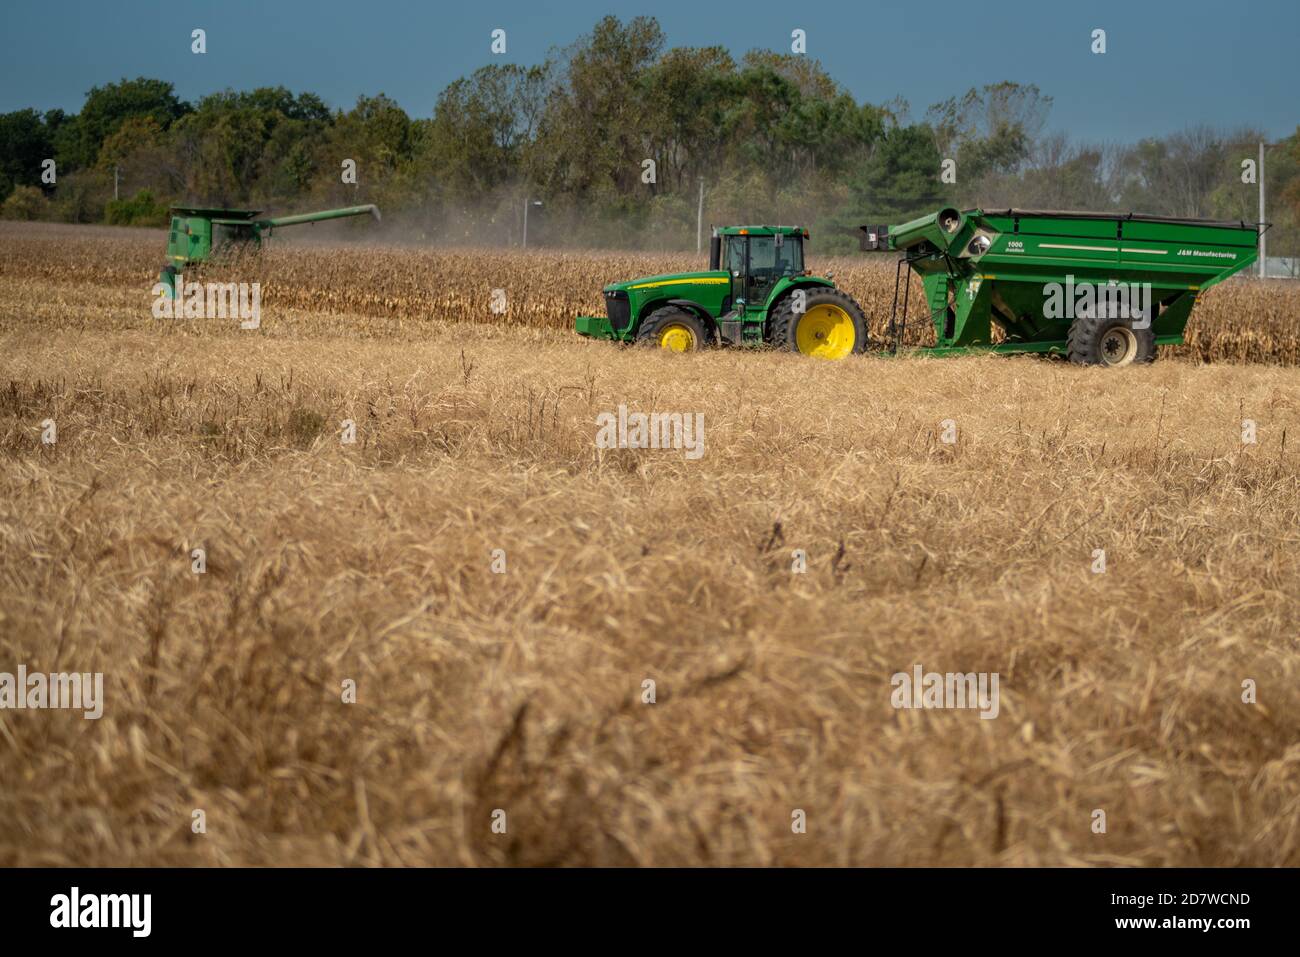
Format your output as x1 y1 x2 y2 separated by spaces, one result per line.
2 0 1295 142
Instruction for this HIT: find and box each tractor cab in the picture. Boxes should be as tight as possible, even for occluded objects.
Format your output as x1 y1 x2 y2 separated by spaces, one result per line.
714 226 807 313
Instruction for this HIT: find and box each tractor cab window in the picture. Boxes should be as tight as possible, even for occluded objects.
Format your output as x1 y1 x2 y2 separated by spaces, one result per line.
745 234 803 306
723 236 746 275
777 234 804 275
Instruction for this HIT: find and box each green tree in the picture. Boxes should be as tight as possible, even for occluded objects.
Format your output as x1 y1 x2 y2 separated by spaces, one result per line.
60 77 189 169
417 71 522 194
104 188 168 226
641 46 736 194
926 82 1052 182
96 115 165 169
819 124 945 251
0 109 54 201
849 124 946 220
314 94 414 208
1115 127 1226 218
537 16 666 199
170 87 331 205
1 184 47 220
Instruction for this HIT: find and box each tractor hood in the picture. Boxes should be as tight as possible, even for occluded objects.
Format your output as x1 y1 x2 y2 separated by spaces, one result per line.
604 270 730 294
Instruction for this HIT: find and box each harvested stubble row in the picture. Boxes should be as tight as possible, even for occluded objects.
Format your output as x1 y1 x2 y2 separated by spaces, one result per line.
2 222 1297 363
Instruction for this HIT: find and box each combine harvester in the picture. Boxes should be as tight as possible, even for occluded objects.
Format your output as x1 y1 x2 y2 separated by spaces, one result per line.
159 203 380 296
575 208 1260 366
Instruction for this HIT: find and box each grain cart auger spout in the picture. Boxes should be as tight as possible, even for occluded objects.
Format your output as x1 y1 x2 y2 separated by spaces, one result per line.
159 203 381 296
858 207 1263 366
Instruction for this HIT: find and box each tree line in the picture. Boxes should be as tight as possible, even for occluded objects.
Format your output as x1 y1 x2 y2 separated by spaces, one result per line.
2 15 1297 255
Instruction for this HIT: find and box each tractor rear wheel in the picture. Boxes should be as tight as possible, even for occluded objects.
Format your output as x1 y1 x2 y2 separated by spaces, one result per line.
769 289 868 360
637 307 709 353
1066 313 1155 367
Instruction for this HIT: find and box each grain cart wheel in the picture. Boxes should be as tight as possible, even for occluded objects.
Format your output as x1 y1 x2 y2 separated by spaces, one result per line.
637 306 709 353
769 288 867 360
1067 314 1155 367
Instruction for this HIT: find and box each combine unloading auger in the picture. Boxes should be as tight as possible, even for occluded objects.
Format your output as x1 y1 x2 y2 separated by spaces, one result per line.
159 203 381 296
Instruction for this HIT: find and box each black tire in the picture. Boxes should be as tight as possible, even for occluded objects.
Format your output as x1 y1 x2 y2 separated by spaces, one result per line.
636 306 710 352
1066 313 1156 367
768 287 868 359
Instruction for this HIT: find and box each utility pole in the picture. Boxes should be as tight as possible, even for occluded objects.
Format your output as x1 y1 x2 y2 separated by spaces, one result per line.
523 198 542 249
1258 141 1266 279
696 178 705 254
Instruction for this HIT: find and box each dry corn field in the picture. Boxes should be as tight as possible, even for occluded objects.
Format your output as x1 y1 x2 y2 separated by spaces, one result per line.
4 221 1300 361
1 220 1299 867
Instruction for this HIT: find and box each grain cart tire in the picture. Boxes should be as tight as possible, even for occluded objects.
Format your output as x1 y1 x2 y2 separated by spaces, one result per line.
637 306 709 353
769 288 868 360
1066 314 1156 367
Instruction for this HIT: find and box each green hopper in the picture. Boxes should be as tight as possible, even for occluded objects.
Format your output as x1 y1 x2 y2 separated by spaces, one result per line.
859 208 1262 365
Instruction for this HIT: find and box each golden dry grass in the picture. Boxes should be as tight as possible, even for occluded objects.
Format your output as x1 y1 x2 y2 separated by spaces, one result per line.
1 221 1299 867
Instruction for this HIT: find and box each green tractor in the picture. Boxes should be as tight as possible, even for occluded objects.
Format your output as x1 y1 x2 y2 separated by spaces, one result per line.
574 225 869 359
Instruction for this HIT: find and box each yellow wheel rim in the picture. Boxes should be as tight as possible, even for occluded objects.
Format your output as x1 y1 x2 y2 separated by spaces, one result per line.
658 323 696 352
795 304 856 359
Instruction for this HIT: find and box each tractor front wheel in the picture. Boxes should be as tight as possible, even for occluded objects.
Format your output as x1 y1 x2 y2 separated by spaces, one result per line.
637 307 709 353
1066 313 1156 367
769 289 868 360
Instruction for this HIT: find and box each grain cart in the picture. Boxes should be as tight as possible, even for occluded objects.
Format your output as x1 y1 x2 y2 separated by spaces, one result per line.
159 203 380 296
859 207 1261 365
575 225 870 358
